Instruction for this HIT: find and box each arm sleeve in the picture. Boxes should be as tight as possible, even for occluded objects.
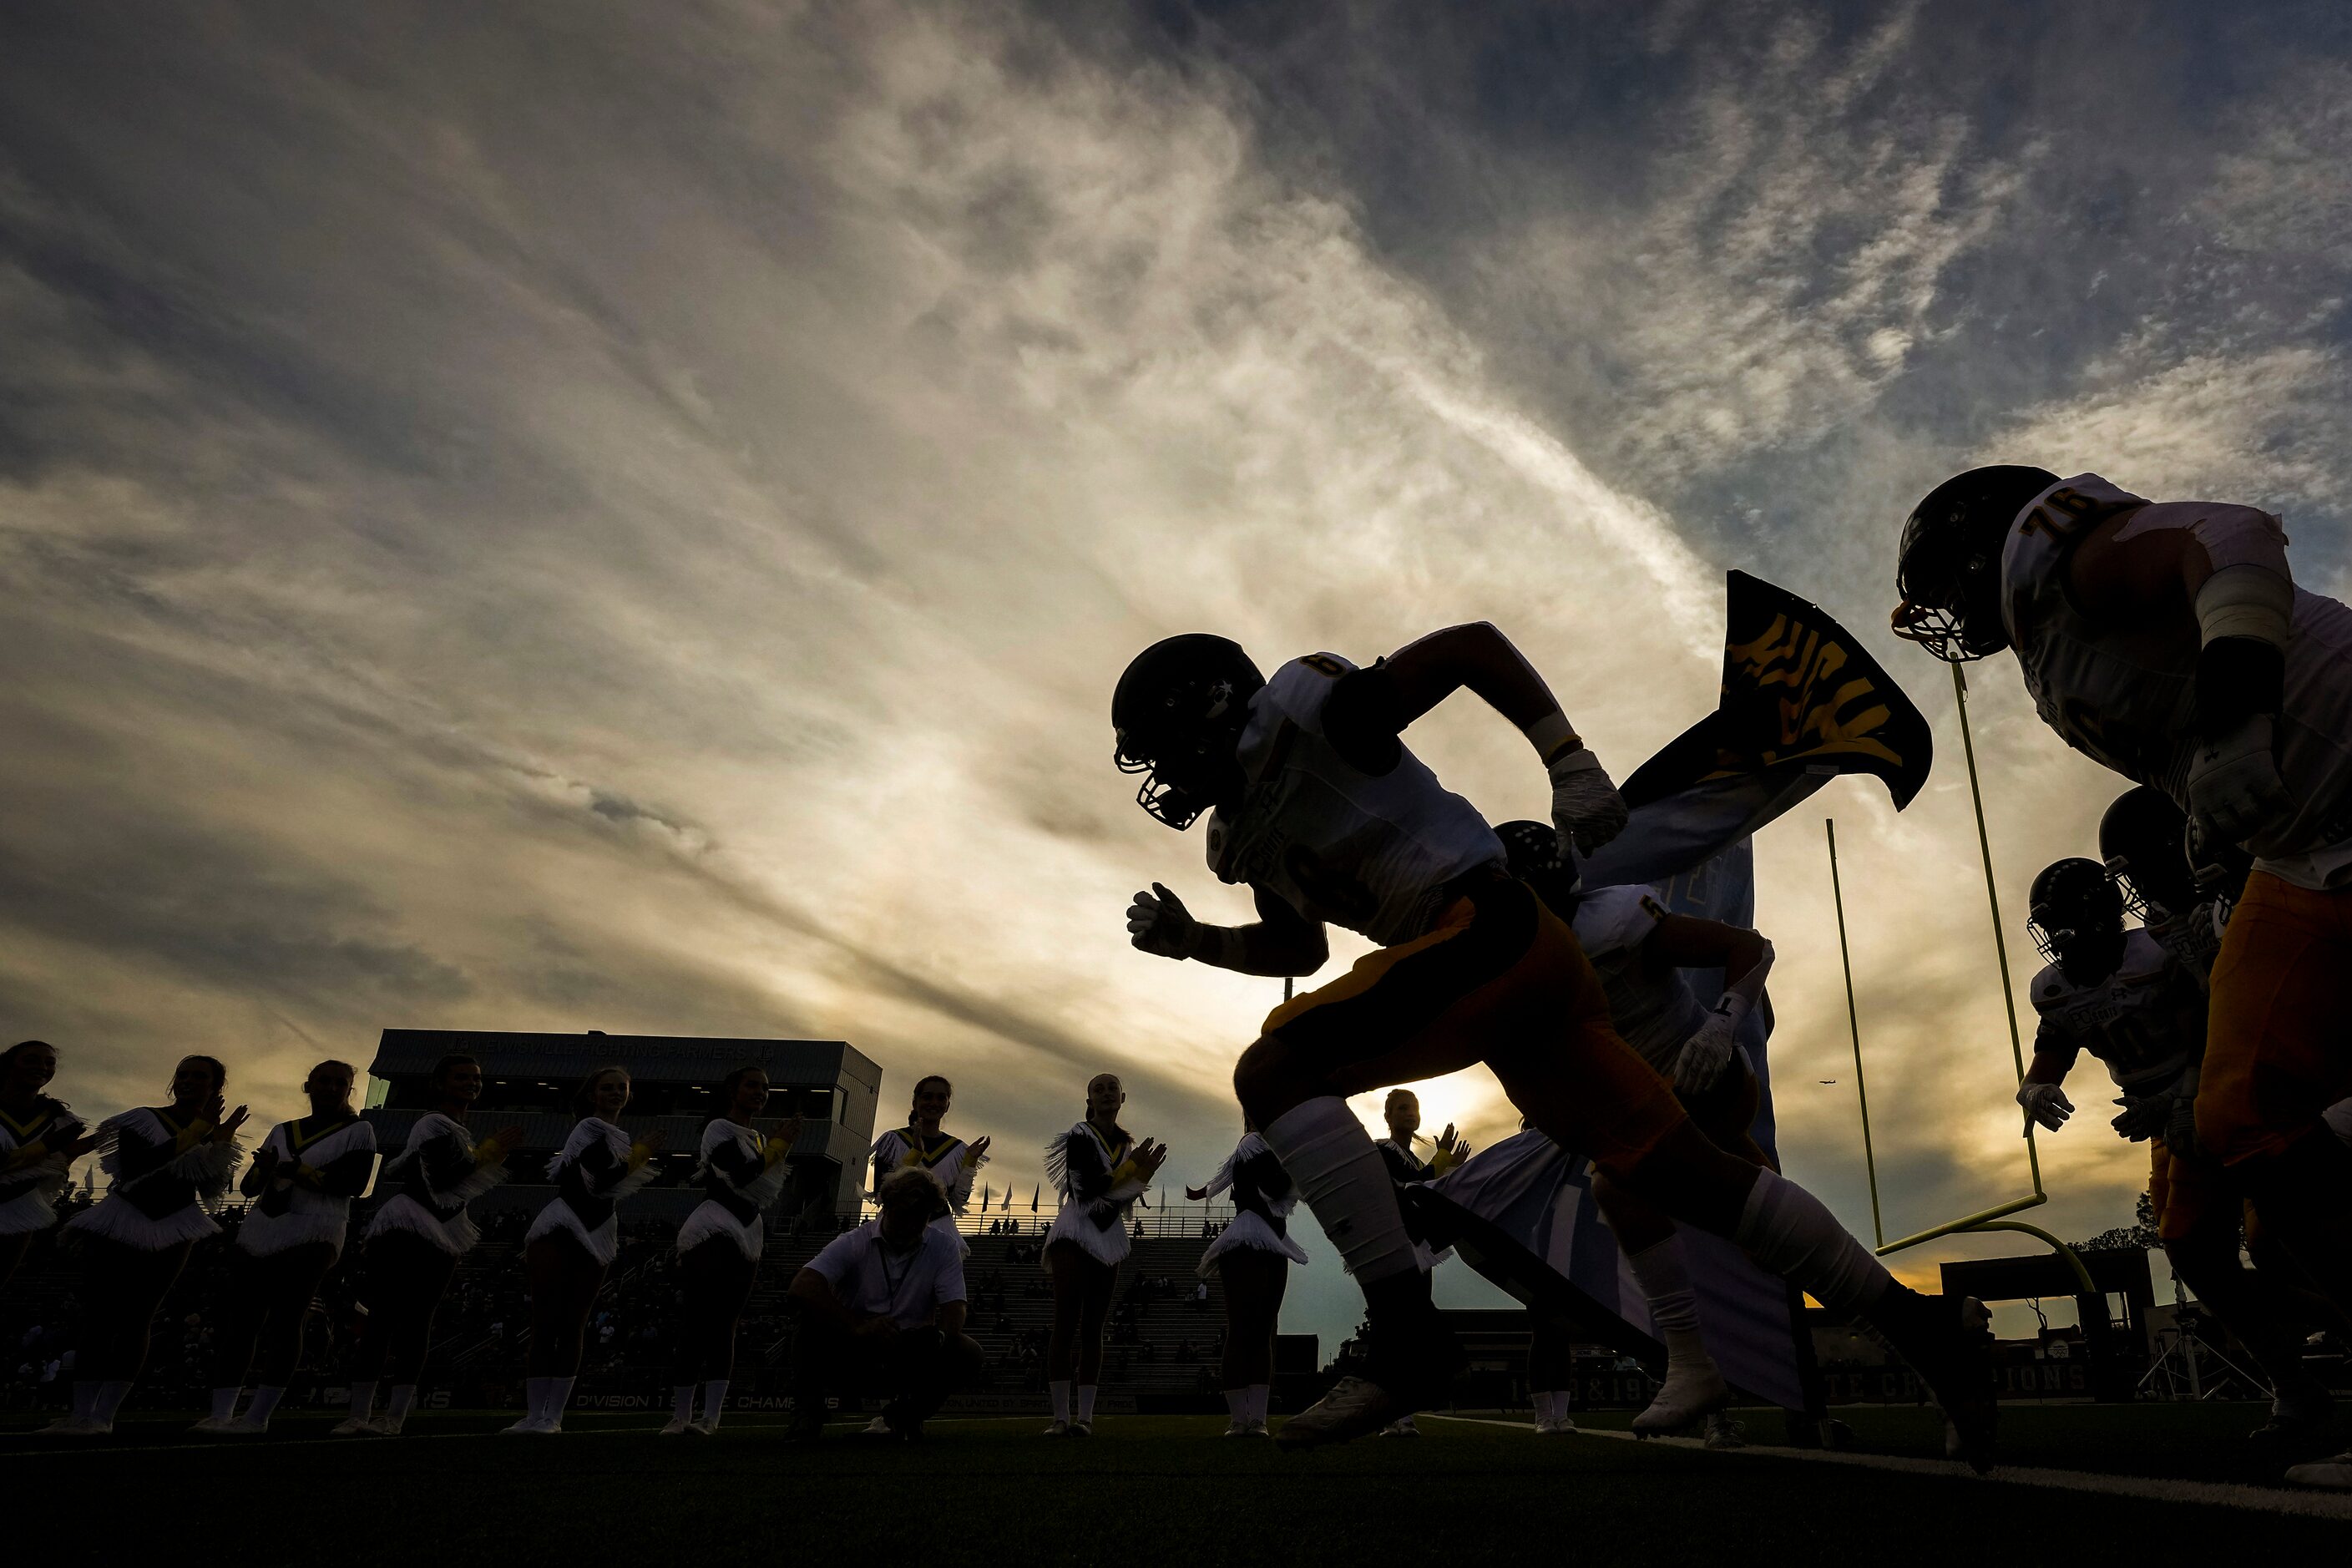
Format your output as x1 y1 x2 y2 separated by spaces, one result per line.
2031 1017 2082 1075
935 1248 968 1308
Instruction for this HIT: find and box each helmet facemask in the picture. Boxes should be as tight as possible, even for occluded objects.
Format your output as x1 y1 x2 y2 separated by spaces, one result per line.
2027 857 2126 982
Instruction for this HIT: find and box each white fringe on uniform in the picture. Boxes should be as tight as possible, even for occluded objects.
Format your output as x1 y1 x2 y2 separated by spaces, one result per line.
1194 1133 1310 1276
0 1107 78 1236
675 1121 790 1263
238 1117 378 1262
63 1108 240 1252
524 1119 656 1269
365 1114 509 1257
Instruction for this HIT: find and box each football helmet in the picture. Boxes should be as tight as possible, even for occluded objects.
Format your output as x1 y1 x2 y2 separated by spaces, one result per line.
2097 786 2198 922
1890 465 2059 662
1496 817 1583 914
1111 634 1266 830
2026 857 2125 977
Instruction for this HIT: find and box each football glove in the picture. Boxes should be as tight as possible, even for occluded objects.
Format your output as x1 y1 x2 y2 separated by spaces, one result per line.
1126 883 1199 959
2111 1091 2173 1142
1549 747 1628 855
2016 1081 2073 1132
1672 999 1745 1092
2186 715 2294 849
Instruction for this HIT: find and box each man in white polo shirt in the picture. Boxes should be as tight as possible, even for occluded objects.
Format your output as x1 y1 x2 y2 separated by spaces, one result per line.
787 1166 982 1441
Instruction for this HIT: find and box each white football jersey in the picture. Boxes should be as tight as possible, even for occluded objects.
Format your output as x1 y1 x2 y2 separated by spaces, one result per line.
2001 473 2352 884
2027 928 2207 1092
1206 653 1504 945
1571 885 1708 1071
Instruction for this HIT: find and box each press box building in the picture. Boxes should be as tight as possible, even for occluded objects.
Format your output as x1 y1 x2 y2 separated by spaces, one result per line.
362 1029 882 1220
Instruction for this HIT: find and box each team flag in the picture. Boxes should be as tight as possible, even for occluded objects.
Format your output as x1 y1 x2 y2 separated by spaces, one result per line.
1409 572 1932 1415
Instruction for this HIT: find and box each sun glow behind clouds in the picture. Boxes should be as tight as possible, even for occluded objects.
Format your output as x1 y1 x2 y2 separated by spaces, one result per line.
8 0 2352 1340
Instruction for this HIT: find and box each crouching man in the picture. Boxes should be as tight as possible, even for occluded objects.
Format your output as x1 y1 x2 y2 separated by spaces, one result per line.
787 1166 983 1441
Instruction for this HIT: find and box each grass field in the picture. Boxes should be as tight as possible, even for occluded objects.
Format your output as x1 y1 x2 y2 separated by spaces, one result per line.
6 1403 2347 1563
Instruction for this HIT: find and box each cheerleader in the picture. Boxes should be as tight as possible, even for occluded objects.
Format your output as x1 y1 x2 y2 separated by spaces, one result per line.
505 1065 660 1435
196 1059 380 1435
665 1065 802 1435
2 1040 95 1294
1186 1122 1307 1437
1040 1072 1165 1436
41 1055 247 1437
334 1052 522 1436
868 1074 991 1248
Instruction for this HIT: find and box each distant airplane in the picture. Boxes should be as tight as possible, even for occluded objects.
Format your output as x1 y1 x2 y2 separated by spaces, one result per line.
1818 1080 1838 1085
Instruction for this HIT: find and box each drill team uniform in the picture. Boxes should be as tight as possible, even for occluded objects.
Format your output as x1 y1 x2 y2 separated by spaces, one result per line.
66 1106 240 1250
2001 473 2352 1163
1043 1121 1144 1267
2028 929 2214 1238
1216 654 1687 1176
525 1118 656 1268
679 1120 792 1263
366 1114 508 1257
871 1126 986 1252
0 1099 84 1237
1196 1132 1309 1276
239 1115 380 1262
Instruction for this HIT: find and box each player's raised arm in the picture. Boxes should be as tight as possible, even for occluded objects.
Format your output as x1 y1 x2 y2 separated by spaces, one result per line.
1318 621 1627 852
1128 882 1328 976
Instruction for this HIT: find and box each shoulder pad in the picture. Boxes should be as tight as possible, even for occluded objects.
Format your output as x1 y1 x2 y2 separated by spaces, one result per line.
2028 963 2076 1013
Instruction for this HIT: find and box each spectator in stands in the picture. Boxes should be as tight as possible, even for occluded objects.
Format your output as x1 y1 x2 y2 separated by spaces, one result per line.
337 1052 522 1437
2 1040 96 1295
787 1166 979 1442
666 1065 802 1435
198 1060 379 1436
1186 1122 1308 1437
504 1066 661 1435
42 1055 247 1438
869 1075 990 1254
1041 1073 1166 1437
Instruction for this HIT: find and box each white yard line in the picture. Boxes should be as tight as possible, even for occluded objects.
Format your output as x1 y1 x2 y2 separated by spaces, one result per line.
1420 1414 2352 1522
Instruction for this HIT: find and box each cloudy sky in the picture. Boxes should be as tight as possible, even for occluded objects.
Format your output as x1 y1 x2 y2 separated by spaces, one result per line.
8 0 2352 1344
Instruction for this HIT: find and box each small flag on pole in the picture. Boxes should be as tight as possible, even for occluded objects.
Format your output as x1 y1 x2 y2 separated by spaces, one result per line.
1029 1184 1039 1212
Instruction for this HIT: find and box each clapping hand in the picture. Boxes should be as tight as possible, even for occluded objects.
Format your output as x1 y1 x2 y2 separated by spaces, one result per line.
1131 1139 1170 1181
968 1135 992 1162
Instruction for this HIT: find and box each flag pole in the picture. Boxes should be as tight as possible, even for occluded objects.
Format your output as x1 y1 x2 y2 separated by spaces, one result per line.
1950 662 2043 1197
1825 817 1883 1247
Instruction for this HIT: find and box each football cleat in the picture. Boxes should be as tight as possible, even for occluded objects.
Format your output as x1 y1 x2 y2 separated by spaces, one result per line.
1068 1420 1094 1438
187 1415 237 1436
1631 1362 1730 1437
499 1415 560 1436
660 1415 700 1436
1277 1376 1409 1451
1222 1419 1254 1437
2284 1451 2352 1490
1534 1414 1578 1436
330 1416 386 1438
1379 1415 1421 1437
1702 1412 1746 1450
1041 1419 1070 1438
36 1415 109 1439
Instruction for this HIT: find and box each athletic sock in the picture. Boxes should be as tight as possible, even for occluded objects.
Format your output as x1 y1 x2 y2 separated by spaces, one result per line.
671 1384 695 1424
1535 1391 1557 1423
1627 1238 1702 1336
348 1380 377 1421
1262 1097 1422 1284
1075 1384 1097 1424
70 1382 99 1422
210 1387 240 1424
1247 1383 1270 1424
246 1386 285 1427
524 1376 550 1423
1224 1388 1247 1420
1732 1168 1892 1320
701 1379 729 1430
1050 1379 1071 1424
387 1385 417 1426
93 1381 134 1424
546 1376 575 1426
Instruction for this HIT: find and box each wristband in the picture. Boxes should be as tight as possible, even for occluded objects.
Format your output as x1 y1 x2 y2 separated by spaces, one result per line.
1525 711 1584 766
